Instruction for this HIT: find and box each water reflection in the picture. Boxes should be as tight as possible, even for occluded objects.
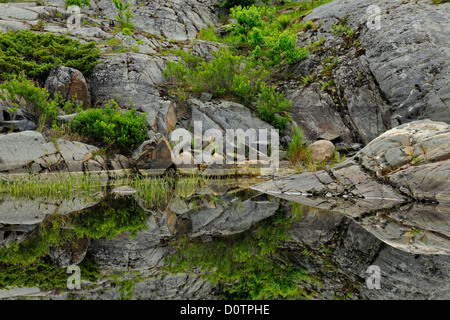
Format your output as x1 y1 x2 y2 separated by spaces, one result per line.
0 175 449 300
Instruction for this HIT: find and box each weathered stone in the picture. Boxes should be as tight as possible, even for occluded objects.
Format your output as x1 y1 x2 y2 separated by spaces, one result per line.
87 53 169 110
253 120 450 205
309 140 335 162
45 65 91 108
131 133 173 170
48 235 90 268
0 131 57 172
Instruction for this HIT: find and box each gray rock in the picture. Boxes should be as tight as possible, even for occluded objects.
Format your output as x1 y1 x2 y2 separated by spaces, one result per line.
87 53 169 110
253 120 450 204
0 131 58 172
93 0 223 42
289 0 450 144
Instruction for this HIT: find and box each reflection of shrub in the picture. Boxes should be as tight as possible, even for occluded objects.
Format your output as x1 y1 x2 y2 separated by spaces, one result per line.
71 197 149 240
165 212 315 299
71 100 148 154
0 30 99 82
0 257 99 290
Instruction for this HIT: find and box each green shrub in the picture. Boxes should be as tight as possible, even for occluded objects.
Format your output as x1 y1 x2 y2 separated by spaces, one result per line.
112 0 134 30
71 100 148 154
220 0 256 9
71 196 149 240
0 31 99 82
230 5 264 41
0 76 78 127
164 49 291 130
65 0 91 8
228 5 308 67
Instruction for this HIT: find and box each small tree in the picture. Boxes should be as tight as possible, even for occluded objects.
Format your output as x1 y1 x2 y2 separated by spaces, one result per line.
112 0 134 30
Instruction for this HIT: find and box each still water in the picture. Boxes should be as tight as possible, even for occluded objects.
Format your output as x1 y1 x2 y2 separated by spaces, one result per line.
0 174 448 300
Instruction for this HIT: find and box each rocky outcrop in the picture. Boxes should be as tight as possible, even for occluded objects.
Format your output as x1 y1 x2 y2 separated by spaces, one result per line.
91 0 224 41
253 120 450 203
284 0 449 145
0 131 106 173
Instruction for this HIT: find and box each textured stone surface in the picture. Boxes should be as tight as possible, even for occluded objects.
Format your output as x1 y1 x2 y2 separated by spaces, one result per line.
309 140 336 162
45 65 91 108
131 132 173 170
285 0 449 144
87 53 169 109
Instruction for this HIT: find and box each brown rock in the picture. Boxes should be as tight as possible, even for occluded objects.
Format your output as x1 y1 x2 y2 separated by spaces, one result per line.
45 65 91 108
309 140 336 162
131 132 173 170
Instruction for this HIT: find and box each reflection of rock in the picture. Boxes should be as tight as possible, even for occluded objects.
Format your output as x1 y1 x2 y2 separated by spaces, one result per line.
185 192 279 238
285 202 450 300
48 235 90 268
0 196 101 225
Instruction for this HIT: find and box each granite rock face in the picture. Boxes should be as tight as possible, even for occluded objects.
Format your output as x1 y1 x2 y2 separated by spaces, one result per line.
284 0 449 144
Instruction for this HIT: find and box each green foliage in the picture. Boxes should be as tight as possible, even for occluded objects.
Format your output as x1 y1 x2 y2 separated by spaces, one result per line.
112 0 134 30
228 5 308 67
220 0 256 9
71 100 148 154
288 126 310 164
0 30 99 82
431 0 449 3
164 49 291 130
71 197 149 240
230 5 264 40
65 0 91 8
0 217 71 266
276 14 292 30
0 257 100 290
0 76 79 127
165 212 314 299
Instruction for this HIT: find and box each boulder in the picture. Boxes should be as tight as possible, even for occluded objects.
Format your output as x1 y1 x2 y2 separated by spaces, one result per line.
309 140 335 162
87 53 169 110
131 132 173 170
45 65 91 108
